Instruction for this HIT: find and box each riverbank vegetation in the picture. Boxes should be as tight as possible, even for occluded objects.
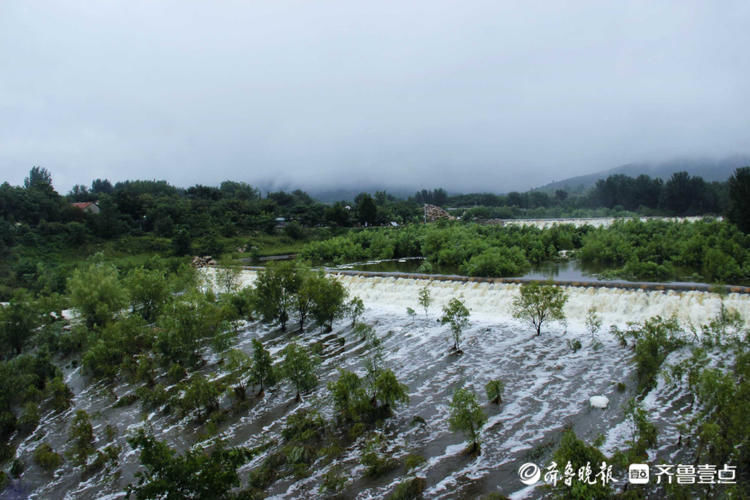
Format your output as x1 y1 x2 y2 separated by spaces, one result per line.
302 218 750 284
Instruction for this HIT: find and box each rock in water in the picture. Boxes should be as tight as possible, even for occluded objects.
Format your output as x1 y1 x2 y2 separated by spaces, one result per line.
590 395 609 409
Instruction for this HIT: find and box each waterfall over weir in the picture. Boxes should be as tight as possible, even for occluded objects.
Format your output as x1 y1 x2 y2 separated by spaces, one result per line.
235 269 750 330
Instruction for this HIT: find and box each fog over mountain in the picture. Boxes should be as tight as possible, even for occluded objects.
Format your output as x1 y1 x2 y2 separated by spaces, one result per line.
2 1 749 194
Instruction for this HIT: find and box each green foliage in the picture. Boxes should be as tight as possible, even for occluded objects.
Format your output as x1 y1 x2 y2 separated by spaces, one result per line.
68 410 95 466
308 272 348 332
619 399 657 463
348 295 365 326
156 290 228 367
448 387 487 454
33 443 63 473
485 379 504 404
0 289 40 357
440 297 470 351
252 261 300 331
319 464 347 495
68 257 128 328
387 477 427 500
179 375 222 419
281 342 318 401
418 286 431 317
17 402 40 436
329 367 409 424
551 429 611 499
124 266 171 322
512 281 568 336
361 433 399 478
728 166 750 233
585 306 602 339
461 246 530 277
47 375 73 411
612 316 685 393
127 429 257 500
249 339 277 395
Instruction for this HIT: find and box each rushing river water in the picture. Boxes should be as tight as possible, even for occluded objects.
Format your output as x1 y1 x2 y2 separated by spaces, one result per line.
8 269 749 499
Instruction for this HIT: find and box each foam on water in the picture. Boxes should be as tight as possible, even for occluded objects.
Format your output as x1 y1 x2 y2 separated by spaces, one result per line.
16 269 749 498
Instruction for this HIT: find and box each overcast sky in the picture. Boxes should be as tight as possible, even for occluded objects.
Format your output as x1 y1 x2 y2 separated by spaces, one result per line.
1 1 749 194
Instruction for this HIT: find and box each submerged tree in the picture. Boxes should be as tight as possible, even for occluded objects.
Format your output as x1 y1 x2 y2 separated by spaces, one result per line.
448 387 486 455
440 297 470 351
512 281 568 336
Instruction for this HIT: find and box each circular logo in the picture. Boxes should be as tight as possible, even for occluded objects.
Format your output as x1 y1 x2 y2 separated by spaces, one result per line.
518 462 541 485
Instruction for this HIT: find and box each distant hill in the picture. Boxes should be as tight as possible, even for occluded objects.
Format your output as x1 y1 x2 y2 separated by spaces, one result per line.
537 155 750 193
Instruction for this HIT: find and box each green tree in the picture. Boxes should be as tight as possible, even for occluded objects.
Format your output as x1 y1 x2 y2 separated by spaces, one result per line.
356 193 378 226
440 297 470 351
372 369 409 414
348 296 365 327
727 166 750 232
585 306 602 339
156 290 226 367
0 290 39 357
551 429 611 499
68 258 128 328
448 387 486 455
485 379 504 405
125 267 170 322
418 286 431 317
512 281 568 336
281 342 318 401
328 369 369 422
68 410 95 466
127 429 256 500
180 375 222 419
225 349 252 400
249 339 277 396
309 273 347 332
252 262 301 331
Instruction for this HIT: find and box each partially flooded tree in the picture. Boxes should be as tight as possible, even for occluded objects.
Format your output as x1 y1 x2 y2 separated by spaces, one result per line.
252 262 301 331
512 281 568 336
68 410 95 466
226 349 252 400
485 379 504 405
418 286 432 317
249 339 277 396
281 342 318 401
448 387 486 455
309 273 347 332
127 429 256 500
348 296 365 327
440 297 470 351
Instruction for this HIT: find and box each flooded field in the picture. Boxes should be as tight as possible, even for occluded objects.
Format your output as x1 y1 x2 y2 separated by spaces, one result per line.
7 270 748 499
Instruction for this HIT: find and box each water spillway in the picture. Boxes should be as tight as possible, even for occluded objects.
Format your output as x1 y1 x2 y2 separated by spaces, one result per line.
235 268 750 330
